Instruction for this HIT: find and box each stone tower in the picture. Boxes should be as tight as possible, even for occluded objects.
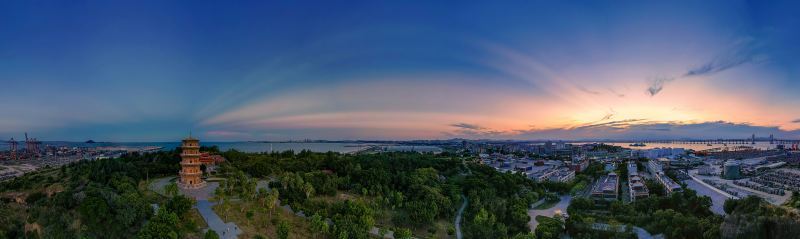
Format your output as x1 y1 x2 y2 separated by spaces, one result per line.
178 135 206 189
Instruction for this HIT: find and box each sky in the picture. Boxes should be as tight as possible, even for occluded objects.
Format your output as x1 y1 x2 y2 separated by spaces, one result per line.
1 0 800 141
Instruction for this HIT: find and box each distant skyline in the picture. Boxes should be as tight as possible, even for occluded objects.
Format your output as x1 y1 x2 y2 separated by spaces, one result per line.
2 1 800 141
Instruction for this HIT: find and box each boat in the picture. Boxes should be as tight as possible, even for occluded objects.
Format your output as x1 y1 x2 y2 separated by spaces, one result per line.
629 143 646 147
707 143 713 146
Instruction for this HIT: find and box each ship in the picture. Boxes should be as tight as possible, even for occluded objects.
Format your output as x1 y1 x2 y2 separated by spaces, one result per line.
629 143 646 147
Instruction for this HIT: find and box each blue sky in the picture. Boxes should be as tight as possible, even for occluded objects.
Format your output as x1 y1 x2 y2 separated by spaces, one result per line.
1 1 799 141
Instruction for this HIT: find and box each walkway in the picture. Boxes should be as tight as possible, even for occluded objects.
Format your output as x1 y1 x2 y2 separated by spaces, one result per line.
150 177 242 238
527 195 572 231
454 196 468 239
196 200 242 239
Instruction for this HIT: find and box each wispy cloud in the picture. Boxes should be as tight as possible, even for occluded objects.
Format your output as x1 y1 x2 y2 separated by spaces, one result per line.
600 112 614 121
647 76 675 96
450 123 485 130
575 119 647 129
792 119 800 123
573 109 619 129
448 122 506 136
481 43 603 108
607 88 625 98
648 38 764 96
684 38 762 77
447 120 800 140
577 85 601 95
206 130 252 139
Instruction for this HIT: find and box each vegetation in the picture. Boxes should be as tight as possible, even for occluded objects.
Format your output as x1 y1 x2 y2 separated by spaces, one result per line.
5 146 768 239
783 191 800 209
566 189 722 239
721 195 800 239
591 144 623 153
534 216 562 239
539 161 603 196
0 148 203 238
217 150 546 238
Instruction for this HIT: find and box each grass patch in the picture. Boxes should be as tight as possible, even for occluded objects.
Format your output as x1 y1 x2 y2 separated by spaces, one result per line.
212 200 313 239
179 208 207 239
535 215 548 223
411 219 454 239
187 208 208 229
534 199 560 210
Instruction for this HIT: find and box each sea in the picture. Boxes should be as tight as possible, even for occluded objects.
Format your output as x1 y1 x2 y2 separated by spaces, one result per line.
3 141 783 153
600 142 781 151
0 141 375 153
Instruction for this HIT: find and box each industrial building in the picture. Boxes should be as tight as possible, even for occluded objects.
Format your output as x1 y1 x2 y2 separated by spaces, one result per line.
631 147 686 159
723 160 742 180
2 133 43 160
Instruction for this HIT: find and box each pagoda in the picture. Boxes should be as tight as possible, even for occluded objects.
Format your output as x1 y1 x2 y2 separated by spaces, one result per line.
178 135 206 189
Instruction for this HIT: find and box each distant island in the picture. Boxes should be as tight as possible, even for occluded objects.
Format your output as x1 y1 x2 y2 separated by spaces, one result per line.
85 140 95 143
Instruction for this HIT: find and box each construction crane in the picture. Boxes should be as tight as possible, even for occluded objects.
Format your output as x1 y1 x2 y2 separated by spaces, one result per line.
8 138 18 160
24 132 42 158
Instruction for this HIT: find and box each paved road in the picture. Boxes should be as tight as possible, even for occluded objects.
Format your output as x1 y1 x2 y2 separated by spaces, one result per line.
527 195 572 232
687 170 737 199
196 200 242 239
454 196 468 239
683 170 736 215
591 223 664 239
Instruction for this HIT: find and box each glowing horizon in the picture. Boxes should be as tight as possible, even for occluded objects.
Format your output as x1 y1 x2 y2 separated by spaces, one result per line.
1 1 799 141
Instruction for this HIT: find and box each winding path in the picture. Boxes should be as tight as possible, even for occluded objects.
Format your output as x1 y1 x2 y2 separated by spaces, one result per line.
453 157 473 239
454 196 468 239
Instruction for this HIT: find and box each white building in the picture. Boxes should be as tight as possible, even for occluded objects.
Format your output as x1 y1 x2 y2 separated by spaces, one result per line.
628 161 649 201
647 159 663 175
632 147 686 159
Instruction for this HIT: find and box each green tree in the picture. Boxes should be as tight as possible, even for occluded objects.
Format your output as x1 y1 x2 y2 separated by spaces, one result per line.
310 213 328 238
79 194 112 236
394 227 412 239
534 216 562 239
138 208 179 239
165 195 194 217
277 220 290 239
164 182 179 197
204 229 220 239
512 232 537 239
266 190 279 217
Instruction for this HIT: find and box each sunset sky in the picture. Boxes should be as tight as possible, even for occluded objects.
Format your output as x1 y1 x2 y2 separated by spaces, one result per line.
1 1 800 141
